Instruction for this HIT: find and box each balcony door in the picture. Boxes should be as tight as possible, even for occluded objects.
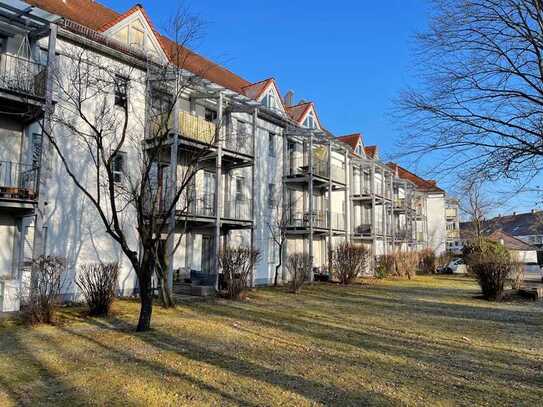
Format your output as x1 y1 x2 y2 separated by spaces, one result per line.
203 171 215 216
201 235 213 274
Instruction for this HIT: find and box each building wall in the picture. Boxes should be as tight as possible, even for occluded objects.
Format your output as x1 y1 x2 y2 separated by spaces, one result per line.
426 193 446 255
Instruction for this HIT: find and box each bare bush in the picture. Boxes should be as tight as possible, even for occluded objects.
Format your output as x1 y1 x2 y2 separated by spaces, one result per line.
510 252 524 290
375 254 395 279
332 243 369 284
395 251 419 279
22 256 66 324
76 263 120 316
218 247 260 300
419 249 436 274
463 240 512 301
287 253 311 293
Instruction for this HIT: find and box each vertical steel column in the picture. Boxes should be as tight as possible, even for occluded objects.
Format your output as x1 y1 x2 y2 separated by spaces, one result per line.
250 108 257 287
344 150 349 242
166 98 180 293
381 167 386 255
213 92 223 290
308 134 314 281
327 141 333 275
33 24 57 262
370 161 376 265
282 133 289 283
390 174 395 252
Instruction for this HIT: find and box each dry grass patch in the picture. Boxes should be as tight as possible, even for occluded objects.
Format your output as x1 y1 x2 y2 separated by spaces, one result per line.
0 276 542 406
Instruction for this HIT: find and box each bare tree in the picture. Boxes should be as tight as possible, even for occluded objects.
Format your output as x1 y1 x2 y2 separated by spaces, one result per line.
460 179 496 241
266 193 299 286
400 0 543 184
218 246 261 299
39 10 215 331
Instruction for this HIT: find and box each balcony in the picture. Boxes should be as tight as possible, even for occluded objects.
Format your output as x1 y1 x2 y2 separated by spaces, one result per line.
395 229 411 240
394 198 406 208
354 224 372 236
0 161 38 201
224 132 253 156
0 54 46 99
223 199 251 221
287 210 327 229
176 192 216 218
330 212 346 230
179 111 215 144
447 229 460 239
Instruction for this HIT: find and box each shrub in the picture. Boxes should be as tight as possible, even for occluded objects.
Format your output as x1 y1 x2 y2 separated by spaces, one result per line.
332 243 369 284
22 256 66 324
218 246 260 300
395 251 419 279
287 253 311 293
419 249 436 274
375 254 395 279
76 262 119 316
463 239 512 300
509 252 524 290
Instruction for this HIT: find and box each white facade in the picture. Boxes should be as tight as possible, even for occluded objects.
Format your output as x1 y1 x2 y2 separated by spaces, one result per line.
0 1 455 311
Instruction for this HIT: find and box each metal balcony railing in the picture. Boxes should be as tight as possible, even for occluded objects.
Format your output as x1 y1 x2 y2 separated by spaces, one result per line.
330 212 346 230
286 156 328 178
0 161 38 200
176 192 216 218
395 229 411 240
354 224 372 235
447 229 460 239
223 199 251 221
224 132 253 156
330 163 345 184
0 54 46 98
287 210 328 228
394 198 406 208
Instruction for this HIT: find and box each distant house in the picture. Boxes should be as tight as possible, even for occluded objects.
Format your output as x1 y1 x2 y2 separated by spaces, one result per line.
486 230 538 264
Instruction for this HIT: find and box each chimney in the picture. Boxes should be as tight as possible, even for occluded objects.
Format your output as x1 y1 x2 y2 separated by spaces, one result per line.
513 212 516 216
284 90 294 107
532 209 535 214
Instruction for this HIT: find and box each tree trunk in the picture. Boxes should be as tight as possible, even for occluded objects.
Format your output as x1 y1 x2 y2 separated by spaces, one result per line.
137 259 154 332
274 244 283 287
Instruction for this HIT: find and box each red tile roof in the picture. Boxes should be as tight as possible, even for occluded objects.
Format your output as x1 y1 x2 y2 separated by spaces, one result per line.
286 102 312 123
242 78 273 100
488 230 536 251
26 0 252 94
336 133 361 150
387 162 444 193
364 145 377 159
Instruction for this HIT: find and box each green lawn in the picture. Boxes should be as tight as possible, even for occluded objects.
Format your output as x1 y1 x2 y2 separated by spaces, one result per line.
1 276 542 406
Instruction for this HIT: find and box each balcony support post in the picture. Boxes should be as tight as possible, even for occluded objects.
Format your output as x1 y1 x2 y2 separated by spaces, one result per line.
214 92 224 291
166 98 180 294
381 167 386 255
308 134 314 281
281 130 289 284
250 107 257 287
344 150 349 242
32 23 57 265
327 141 332 276
390 174 395 251
370 161 376 269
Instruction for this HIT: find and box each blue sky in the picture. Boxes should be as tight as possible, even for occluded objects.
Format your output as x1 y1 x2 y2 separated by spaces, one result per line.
101 0 539 214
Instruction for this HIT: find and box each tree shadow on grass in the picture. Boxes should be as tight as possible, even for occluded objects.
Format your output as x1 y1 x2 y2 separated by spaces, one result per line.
186 297 543 399
0 329 90 406
68 317 400 406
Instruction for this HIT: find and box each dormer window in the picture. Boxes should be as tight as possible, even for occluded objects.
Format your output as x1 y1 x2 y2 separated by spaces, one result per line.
113 19 148 51
261 90 278 110
303 111 317 129
355 144 362 155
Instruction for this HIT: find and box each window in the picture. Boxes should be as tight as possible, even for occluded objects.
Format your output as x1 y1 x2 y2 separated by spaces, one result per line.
235 177 244 201
268 183 276 208
111 151 127 183
303 111 317 129
114 75 128 108
130 20 145 48
262 90 278 110
268 132 276 157
205 107 217 123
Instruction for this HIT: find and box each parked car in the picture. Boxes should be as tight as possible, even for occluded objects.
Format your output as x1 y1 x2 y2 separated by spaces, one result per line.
438 258 467 274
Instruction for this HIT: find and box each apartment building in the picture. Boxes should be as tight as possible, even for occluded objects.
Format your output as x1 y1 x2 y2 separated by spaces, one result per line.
0 0 454 310
445 197 460 252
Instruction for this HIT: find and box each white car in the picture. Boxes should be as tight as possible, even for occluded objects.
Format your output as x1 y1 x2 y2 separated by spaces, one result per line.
441 258 467 274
